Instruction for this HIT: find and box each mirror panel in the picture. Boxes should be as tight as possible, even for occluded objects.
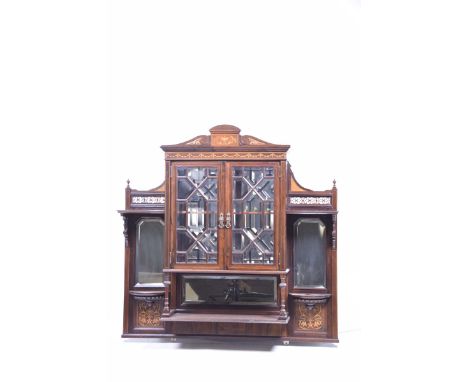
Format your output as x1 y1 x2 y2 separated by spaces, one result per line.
136 218 164 285
293 218 327 288
181 275 277 306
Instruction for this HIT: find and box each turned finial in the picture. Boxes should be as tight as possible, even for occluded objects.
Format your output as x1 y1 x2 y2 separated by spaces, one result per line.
333 179 336 189
126 179 130 189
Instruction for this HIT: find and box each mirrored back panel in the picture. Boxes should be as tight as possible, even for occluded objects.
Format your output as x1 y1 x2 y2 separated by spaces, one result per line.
136 218 165 285
293 218 327 289
181 275 277 306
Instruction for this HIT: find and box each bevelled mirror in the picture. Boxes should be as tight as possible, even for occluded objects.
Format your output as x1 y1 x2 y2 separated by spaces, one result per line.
181 275 277 306
135 218 164 286
293 218 327 288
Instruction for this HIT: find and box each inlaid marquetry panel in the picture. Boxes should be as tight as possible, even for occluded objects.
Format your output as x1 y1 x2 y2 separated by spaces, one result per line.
211 134 239 146
295 301 327 332
134 297 164 328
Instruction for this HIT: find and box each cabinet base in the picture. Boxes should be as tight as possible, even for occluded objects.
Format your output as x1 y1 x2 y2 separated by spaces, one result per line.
122 333 339 344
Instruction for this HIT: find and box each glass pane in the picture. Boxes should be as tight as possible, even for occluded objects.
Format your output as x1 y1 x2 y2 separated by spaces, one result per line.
176 230 194 251
200 230 217 252
293 218 327 288
233 231 251 251
182 275 277 305
187 167 206 185
176 166 218 264
231 166 275 265
136 218 164 284
199 178 217 200
177 178 194 199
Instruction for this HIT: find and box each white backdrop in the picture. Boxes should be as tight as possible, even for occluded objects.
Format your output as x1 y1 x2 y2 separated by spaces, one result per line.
2 1 468 382
108 1 360 381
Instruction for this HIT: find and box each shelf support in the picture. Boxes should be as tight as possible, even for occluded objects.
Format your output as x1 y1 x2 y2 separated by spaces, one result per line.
162 272 171 317
332 214 337 250
279 274 288 320
122 216 128 248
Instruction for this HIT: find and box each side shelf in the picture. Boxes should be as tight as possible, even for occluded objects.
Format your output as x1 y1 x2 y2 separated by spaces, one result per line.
161 313 289 324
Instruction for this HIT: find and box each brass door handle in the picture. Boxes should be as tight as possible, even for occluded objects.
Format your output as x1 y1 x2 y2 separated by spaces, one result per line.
225 212 232 229
218 213 225 229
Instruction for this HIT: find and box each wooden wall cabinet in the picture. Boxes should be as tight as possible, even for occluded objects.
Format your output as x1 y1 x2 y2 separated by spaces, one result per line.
119 125 338 343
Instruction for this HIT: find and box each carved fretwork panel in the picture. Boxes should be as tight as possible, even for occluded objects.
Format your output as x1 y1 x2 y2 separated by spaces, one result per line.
295 301 328 333
134 297 164 328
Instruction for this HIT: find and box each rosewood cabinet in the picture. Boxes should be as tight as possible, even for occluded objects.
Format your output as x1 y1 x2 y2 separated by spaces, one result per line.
119 125 338 343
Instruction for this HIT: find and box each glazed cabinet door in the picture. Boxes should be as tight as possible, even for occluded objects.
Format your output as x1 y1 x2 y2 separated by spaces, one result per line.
225 162 279 269
171 163 225 269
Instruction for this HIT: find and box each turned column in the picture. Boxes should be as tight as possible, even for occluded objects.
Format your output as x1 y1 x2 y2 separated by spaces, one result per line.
162 271 171 317
279 273 288 320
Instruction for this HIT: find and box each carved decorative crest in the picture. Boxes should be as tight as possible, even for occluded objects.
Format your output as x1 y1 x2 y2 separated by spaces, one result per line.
160 125 290 155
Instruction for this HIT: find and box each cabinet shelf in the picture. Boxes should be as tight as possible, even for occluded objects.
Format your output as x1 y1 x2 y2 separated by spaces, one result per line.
161 312 289 325
163 268 289 275
118 209 164 215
